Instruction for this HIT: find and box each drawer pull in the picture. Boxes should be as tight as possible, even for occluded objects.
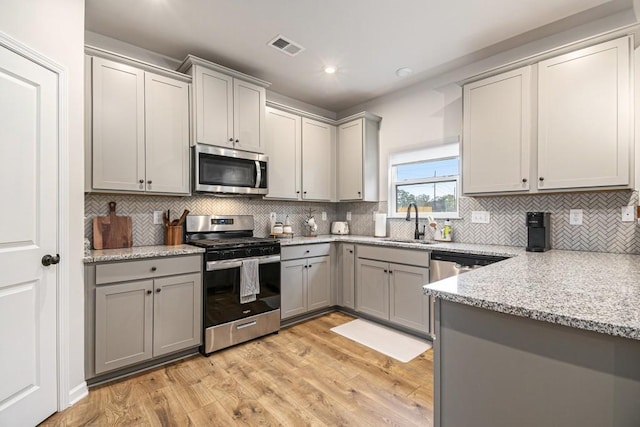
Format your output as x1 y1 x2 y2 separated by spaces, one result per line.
146 290 152 295
156 288 161 293
237 320 257 330
151 266 157 272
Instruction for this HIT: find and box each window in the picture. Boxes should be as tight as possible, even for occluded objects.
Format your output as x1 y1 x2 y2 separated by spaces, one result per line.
389 143 460 219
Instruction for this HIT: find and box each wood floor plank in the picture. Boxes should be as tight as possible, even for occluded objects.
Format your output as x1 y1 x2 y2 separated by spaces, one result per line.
41 312 433 426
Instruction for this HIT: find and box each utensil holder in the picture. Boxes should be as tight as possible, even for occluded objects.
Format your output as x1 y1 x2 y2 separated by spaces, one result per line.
165 225 182 245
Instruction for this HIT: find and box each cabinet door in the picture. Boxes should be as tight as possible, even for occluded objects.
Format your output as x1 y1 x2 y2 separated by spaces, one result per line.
341 245 355 309
95 280 153 374
234 79 266 153
337 119 364 200
281 259 307 319
537 37 630 190
302 118 334 200
194 65 233 148
92 57 145 192
144 72 190 194
462 66 532 194
307 256 331 311
153 273 202 357
389 263 430 332
264 107 301 199
355 258 389 320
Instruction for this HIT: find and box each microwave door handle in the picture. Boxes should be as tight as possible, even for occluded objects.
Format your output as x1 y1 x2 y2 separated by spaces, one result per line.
255 161 261 188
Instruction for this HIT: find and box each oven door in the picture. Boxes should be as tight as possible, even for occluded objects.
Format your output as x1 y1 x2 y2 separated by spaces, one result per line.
194 144 268 195
203 255 280 328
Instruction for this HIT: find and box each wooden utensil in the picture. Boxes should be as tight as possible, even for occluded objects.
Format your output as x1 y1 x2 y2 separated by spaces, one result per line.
92 201 133 250
176 209 190 226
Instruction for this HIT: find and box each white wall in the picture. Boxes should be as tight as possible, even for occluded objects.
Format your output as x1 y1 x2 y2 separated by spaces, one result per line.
0 0 87 407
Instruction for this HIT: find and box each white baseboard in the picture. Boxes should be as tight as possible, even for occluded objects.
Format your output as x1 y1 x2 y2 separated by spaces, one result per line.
67 382 89 407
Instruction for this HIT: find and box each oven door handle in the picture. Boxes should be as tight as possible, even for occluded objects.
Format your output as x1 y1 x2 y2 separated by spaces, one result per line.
206 260 243 271
206 255 280 271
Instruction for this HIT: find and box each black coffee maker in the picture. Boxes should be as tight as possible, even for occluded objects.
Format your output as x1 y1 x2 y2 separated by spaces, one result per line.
526 212 551 252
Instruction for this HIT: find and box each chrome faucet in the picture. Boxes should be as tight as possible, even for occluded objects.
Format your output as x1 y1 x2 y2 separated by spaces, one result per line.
405 203 425 240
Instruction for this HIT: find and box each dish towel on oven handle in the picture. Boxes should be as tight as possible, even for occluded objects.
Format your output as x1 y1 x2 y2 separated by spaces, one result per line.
240 259 260 304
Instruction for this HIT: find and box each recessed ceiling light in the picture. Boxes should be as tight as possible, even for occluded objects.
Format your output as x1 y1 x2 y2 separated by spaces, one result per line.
324 66 337 74
396 67 413 77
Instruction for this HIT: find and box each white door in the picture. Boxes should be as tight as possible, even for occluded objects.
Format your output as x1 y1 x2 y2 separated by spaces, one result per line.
0 44 59 425
233 79 265 154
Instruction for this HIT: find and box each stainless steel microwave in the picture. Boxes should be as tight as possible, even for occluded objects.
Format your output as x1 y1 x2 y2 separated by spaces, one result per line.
193 144 268 195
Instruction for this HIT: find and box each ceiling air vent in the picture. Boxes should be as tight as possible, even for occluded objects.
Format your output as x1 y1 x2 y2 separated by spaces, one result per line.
268 35 305 57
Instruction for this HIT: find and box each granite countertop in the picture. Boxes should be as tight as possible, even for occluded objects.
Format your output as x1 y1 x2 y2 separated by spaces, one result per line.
424 250 640 341
83 244 205 263
279 234 523 257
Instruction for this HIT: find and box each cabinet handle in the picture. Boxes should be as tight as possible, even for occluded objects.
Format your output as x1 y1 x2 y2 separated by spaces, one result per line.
235 139 239 143
522 178 527 183
139 179 144 184
147 180 152 184
349 250 353 253
389 270 393 274
303 191 307 194
357 191 361 195
151 266 157 272
305 250 310 253
384 269 388 273
308 264 312 268
146 290 152 295
296 191 300 194
156 288 161 293
539 177 544 181
229 138 234 142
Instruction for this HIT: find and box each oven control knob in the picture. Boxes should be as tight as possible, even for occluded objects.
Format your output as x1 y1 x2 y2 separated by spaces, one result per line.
245 249 252 257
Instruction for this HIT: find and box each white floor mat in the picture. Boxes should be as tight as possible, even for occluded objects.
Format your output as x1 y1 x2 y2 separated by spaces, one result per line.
330 319 432 363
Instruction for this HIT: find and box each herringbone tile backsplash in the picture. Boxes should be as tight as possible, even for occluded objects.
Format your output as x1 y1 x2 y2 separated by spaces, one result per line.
85 194 339 247
86 190 640 254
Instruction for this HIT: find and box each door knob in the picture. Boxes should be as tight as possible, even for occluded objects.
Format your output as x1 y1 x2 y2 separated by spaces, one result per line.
42 254 60 266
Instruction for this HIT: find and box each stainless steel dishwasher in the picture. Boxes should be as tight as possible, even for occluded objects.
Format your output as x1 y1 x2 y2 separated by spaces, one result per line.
429 251 507 336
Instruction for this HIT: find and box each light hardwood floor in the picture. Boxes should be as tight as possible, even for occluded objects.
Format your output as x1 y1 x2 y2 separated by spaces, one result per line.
41 312 433 426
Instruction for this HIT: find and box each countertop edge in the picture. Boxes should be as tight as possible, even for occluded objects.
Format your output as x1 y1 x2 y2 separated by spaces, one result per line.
83 245 205 264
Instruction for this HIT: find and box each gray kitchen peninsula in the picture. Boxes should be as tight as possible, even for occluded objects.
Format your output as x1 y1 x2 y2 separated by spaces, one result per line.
425 250 640 427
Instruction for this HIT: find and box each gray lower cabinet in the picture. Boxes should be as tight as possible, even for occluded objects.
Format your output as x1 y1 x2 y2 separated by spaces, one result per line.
87 255 202 378
280 243 331 320
341 244 355 309
355 245 430 334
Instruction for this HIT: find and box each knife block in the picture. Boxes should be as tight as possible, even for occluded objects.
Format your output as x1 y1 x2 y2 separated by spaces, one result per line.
165 225 182 246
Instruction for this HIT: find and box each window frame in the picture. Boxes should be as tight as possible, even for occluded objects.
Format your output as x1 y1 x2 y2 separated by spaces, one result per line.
388 148 460 219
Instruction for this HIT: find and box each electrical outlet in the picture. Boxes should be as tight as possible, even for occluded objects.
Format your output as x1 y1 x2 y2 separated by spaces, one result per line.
269 212 277 223
471 211 490 224
621 206 635 222
153 211 163 225
346 211 352 221
321 211 327 221
569 209 583 225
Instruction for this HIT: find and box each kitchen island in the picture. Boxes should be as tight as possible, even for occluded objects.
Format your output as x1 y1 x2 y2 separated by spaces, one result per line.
424 250 640 427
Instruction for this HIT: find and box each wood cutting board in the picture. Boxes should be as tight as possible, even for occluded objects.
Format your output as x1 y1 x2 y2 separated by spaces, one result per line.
93 201 133 250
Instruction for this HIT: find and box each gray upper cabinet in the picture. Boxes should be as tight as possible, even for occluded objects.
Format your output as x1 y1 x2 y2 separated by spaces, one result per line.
337 113 381 201
87 54 190 195
179 55 270 154
87 255 202 379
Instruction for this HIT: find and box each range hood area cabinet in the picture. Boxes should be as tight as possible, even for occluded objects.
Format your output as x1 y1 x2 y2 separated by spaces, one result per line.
337 113 381 201
85 51 191 195
178 55 270 154
462 36 632 195
264 106 336 201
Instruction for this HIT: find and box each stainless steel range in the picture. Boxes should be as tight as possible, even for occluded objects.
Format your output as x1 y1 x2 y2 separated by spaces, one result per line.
185 215 280 355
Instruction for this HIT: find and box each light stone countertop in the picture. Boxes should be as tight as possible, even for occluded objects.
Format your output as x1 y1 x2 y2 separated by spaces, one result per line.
424 249 640 341
83 244 205 263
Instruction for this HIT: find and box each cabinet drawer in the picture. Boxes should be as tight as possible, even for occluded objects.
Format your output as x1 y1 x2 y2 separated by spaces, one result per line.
281 243 331 260
95 255 202 285
357 245 429 267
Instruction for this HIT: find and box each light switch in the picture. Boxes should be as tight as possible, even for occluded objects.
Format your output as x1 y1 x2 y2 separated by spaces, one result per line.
346 211 352 221
153 211 164 225
471 211 490 224
569 209 583 225
321 211 327 221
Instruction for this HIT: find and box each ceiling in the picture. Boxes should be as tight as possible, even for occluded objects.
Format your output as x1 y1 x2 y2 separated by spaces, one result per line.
85 0 635 112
